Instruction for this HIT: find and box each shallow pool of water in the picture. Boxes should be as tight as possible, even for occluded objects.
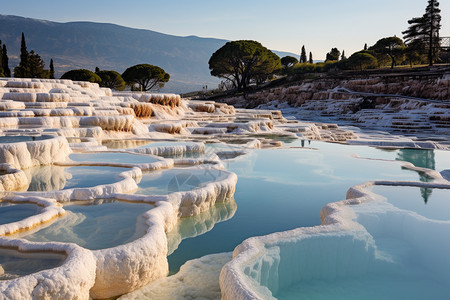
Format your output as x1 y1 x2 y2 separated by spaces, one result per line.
137 168 226 195
371 185 450 221
22 200 153 250
168 141 446 272
276 271 447 300
69 152 159 164
23 165 129 191
0 248 65 280
0 135 53 143
0 202 41 225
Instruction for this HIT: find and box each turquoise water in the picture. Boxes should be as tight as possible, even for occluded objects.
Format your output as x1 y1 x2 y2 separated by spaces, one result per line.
0 135 53 143
69 152 159 164
23 200 153 250
0 203 41 225
276 272 447 300
137 168 226 195
371 185 450 221
167 141 446 273
0 247 65 280
24 166 129 191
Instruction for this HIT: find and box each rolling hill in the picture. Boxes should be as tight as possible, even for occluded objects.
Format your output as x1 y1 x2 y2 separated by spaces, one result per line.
0 15 296 93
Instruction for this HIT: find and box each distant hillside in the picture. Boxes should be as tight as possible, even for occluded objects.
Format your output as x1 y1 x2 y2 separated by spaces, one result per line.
0 15 297 93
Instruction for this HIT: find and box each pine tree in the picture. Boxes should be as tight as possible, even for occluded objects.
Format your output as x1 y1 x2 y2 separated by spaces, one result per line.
28 50 47 78
14 32 30 78
49 59 55 79
300 45 307 63
2 44 11 77
309 52 313 64
403 0 441 66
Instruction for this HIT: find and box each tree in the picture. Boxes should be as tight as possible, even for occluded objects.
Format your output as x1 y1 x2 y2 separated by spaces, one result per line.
14 32 30 78
0 41 3 77
300 45 307 63
325 48 341 61
370 36 406 69
122 64 170 91
61 69 102 83
347 52 378 71
27 50 48 78
49 59 55 79
208 40 281 91
309 52 313 64
97 70 125 90
95 66 100 73
341 50 347 60
364 43 368 50
281 56 298 69
403 0 441 66
2 44 11 77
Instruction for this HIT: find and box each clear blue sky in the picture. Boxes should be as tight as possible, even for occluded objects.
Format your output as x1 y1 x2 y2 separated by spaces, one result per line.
2 0 449 60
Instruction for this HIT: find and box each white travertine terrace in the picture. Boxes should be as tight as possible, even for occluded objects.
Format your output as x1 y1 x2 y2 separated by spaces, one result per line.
219 167 450 300
3 76 442 299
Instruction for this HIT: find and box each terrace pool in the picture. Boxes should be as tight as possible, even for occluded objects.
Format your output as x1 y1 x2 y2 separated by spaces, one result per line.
23 165 130 191
69 152 160 164
0 247 65 280
167 141 448 273
137 168 226 195
22 199 153 250
371 185 450 221
0 202 41 225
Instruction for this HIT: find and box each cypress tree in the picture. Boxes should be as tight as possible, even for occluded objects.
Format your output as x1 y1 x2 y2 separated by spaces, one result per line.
50 59 55 79
341 50 347 60
2 44 11 77
300 45 307 63
14 32 30 78
364 43 368 50
309 52 313 64
0 41 3 77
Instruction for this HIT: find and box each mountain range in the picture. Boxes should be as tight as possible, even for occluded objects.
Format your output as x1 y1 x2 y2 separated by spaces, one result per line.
0 15 297 93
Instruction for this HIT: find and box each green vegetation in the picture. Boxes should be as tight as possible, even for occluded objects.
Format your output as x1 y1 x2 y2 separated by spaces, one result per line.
300 45 307 63
96 70 126 91
122 64 170 92
347 52 378 70
13 32 51 78
1 43 10 77
403 0 441 66
61 69 102 83
325 48 341 62
49 59 55 79
281 56 298 70
370 36 405 69
208 40 281 91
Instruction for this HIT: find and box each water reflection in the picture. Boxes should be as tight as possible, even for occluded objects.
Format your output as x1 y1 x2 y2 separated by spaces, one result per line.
396 149 436 203
21 199 153 250
0 247 65 280
0 202 41 225
167 199 237 273
22 166 127 192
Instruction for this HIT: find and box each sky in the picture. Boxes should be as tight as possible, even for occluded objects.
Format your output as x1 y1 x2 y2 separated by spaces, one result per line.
1 0 449 60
